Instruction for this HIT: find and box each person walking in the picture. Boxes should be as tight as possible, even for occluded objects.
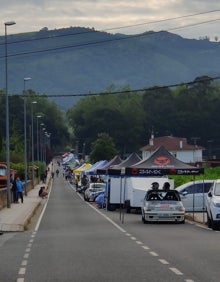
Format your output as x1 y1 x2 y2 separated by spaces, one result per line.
16 176 24 203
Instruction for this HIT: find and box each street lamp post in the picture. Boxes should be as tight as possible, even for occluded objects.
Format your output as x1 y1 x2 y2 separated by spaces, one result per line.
23 77 31 196
36 116 42 162
4 21 16 208
31 101 37 187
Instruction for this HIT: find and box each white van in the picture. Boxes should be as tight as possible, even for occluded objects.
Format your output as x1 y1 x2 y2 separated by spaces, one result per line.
206 179 220 230
176 180 214 212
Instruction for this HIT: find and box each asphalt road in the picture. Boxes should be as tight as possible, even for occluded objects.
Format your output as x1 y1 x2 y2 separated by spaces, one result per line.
0 168 220 282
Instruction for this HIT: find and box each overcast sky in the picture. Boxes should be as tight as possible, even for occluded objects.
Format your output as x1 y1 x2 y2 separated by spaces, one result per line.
1 0 220 40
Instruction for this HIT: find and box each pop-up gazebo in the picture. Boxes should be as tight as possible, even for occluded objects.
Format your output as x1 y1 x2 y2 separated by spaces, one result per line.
125 146 204 176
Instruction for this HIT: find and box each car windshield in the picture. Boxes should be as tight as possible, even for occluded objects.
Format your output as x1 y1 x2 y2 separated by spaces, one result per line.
146 190 180 201
214 183 220 196
90 183 105 189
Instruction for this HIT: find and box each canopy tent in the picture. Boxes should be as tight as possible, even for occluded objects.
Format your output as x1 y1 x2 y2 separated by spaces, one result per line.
62 153 74 164
108 153 142 175
83 160 108 175
73 163 92 175
125 146 204 176
96 155 123 175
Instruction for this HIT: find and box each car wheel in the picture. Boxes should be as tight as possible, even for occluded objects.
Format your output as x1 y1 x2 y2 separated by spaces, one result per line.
211 220 219 231
207 212 212 228
142 215 147 224
209 213 219 230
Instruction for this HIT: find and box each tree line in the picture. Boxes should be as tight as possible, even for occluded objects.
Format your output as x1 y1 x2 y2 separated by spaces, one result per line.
0 75 220 167
67 76 220 160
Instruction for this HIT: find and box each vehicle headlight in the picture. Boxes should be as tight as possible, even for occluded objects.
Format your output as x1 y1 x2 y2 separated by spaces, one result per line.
213 202 220 207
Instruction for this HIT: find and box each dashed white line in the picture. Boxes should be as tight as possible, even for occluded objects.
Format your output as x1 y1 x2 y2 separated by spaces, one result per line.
25 248 31 253
136 240 143 245
23 253 29 259
169 267 183 275
21 260 28 266
18 267 26 275
142 245 150 250
130 236 136 240
159 259 169 265
149 251 159 257
17 278 24 282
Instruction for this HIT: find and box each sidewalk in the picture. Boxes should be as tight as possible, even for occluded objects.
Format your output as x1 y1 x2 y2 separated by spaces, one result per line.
0 184 43 232
0 165 53 233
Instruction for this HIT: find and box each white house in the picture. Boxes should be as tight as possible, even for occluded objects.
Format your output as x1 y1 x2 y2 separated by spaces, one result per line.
140 135 204 164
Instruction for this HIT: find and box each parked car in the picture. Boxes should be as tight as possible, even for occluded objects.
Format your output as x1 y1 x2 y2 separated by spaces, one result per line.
84 182 106 202
206 179 220 230
175 180 214 212
141 189 185 224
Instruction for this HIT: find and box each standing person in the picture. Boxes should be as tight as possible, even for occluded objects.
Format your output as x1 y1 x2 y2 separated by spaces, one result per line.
11 177 18 203
16 176 24 203
56 169 59 177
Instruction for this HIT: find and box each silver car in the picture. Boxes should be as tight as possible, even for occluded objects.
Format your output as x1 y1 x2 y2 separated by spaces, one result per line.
84 183 106 202
176 180 214 212
141 189 185 224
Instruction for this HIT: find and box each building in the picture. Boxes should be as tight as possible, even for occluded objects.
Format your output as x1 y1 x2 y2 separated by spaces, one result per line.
140 135 204 164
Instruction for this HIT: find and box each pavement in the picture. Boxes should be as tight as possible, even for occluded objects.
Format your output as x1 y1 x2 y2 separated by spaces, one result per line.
0 170 53 233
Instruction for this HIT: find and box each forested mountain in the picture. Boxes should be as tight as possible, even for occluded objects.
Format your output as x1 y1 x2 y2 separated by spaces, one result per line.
0 27 219 109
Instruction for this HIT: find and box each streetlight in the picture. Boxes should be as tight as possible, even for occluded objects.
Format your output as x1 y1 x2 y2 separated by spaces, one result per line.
31 101 37 187
36 116 42 161
4 21 16 208
23 77 31 196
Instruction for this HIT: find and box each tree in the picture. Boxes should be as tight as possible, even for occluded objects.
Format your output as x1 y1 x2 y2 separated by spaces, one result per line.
89 133 118 163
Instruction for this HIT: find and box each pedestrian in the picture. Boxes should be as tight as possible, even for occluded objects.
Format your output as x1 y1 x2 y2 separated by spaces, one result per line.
16 176 24 203
11 177 18 203
56 169 59 177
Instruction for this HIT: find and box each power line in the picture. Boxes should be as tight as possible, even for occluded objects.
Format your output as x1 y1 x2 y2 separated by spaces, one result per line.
103 9 220 32
11 75 219 98
1 17 220 60
1 8 219 46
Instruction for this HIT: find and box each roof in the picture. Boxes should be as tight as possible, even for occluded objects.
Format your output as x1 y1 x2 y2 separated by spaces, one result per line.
83 160 108 175
125 146 204 176
96 155 123 175
108 152 141 175
140 136 204 151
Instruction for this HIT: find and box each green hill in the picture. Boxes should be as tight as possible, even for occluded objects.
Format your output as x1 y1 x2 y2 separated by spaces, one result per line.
0 27 219 109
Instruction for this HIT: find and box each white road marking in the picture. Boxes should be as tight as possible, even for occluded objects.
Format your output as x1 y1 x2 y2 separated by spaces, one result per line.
17 278 24 282
18 268 26 275
21 260 28 266
136 240 143 245
159 259 169 264
142 245 150 250
169 267 183 275
25 248 31 253
130 236 136 240
23 253 29 259
149 251 159 256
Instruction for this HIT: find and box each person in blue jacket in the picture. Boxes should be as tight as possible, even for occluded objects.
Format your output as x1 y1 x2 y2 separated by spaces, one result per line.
16 176 24 203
